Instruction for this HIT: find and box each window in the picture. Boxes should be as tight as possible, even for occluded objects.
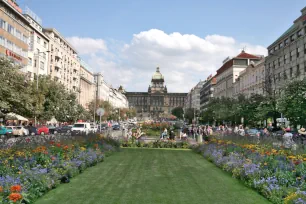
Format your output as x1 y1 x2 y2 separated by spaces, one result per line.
290 67 293 77
22 35 28 43
274 46 278 51
278 58 281 66
37 36 40 44
28 57 32 66
43 52 46 59
304 62 306 73
284 54 288 64
297 47 300 58
290 51 294 61
278 73 281 81
279 42 284 48
16 30 21 40
51 44 53 51
7 24 14 35
0 36 4 47
291 34 295 42
6 40 13 50
34 59 37 67
0 19 6 30
285 38 289 46
297 29 303 37
304 43 306 54
40 61 44 70
44 41 47 48
297 64 300 76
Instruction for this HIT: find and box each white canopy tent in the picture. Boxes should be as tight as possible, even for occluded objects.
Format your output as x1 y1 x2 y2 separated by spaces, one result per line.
5 112 29 121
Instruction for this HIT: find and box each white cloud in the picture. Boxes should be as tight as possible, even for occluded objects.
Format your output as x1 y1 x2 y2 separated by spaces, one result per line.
67 37 107 55
68 29 267 93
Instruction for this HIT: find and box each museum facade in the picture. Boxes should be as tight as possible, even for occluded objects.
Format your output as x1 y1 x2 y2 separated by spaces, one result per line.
125 67 187 118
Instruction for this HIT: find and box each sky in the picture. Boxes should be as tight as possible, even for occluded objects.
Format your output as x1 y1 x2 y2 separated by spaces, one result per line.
17 0 306 92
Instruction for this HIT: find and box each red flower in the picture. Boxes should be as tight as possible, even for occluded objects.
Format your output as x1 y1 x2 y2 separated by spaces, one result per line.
9 193 22 202
0 186 3 193
10 185 21 192
56 143 61 148
63 145 69 151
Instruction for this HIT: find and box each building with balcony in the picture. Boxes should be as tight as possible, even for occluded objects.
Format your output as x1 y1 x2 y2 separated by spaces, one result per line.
200 75 216 111
233 58 265 98
0 0 30 67
43 28 80 92
23 7 49 80
266 6 306 95
214 50 263 98
79 60 95 109
94 72 128 109
185 80 205 111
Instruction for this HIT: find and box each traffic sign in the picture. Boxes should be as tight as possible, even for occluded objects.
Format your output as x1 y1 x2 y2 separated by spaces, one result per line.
96 108 105 116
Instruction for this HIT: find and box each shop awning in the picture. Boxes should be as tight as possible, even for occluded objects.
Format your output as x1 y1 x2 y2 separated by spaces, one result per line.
5 112 29 121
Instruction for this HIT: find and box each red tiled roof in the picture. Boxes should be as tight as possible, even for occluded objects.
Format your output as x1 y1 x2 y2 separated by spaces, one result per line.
216 59 234 76
215 51 260 76
235 51 260 59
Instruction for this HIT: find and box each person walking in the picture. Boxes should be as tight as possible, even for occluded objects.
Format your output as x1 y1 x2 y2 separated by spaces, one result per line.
283 127 294 149
298 128 306 149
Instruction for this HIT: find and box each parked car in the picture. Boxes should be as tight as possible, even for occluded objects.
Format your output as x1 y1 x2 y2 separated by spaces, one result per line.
13 126 29 136
37 126 49 135
90 123 98 132
245 129 260 137
99 123 108 131
26 126 38 136
55 126 72 134
5 126 14 136
0 126 8 135
112 124 120 130
71 123 91 135
48 125 56 134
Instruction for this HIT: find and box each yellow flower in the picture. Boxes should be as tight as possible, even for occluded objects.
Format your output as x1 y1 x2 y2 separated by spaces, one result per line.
297 177 301 180
264 162 267 166
80 147 86 151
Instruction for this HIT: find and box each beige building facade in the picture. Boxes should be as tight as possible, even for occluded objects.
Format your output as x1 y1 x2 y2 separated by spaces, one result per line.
79 60 95 109
233 58 265 98
214 51 262 98
23 7 49 80
0 0 30 67
266 6 306 94
43 28 80 92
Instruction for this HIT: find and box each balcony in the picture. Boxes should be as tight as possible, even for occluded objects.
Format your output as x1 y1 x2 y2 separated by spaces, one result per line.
55 51 62 59
55 61 62 69
55 72 61 79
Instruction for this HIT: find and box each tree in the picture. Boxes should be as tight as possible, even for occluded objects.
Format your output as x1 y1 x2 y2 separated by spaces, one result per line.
0 58 34 117
277 79 306 127
88 99 113 121
171 107 184 119
184 108 195 124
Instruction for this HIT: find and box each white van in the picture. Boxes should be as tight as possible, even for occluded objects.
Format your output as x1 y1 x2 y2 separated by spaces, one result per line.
71 123 91 135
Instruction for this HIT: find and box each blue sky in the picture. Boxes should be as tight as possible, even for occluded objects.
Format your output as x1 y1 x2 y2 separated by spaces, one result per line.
18 0 306 92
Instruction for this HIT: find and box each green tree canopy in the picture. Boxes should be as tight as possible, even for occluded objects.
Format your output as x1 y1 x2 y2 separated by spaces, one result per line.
171 107 184 119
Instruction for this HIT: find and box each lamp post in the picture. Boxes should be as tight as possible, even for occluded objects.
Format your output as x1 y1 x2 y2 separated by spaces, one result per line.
34 50 50 126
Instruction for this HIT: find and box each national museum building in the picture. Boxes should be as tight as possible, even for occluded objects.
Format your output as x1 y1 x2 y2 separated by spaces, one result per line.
125 67 187 117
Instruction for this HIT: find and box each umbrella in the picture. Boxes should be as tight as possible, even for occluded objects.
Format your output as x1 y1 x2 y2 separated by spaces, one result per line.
5 112 29 121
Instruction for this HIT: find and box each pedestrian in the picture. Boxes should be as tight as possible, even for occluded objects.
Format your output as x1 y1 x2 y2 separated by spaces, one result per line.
283 127 294 149
298 128 306 148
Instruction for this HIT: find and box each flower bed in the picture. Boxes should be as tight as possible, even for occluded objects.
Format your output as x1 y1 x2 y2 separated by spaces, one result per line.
194 139 306 203
122 140 190 149
0 135 120 203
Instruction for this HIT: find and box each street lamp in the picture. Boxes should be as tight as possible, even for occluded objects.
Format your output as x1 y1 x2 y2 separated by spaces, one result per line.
34 50 50 126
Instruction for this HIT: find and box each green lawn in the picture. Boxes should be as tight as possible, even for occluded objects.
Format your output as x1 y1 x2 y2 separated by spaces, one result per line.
36 148 270 204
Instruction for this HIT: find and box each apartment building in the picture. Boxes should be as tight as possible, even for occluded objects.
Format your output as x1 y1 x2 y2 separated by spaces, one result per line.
94 73 129 108
79 59 95 109
23 7 49 79
0 0 30 67
185 80 205 111
43 28 80 92
233 58 265 98
214 51 262 98
200 75 216 111
266 6 306 94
